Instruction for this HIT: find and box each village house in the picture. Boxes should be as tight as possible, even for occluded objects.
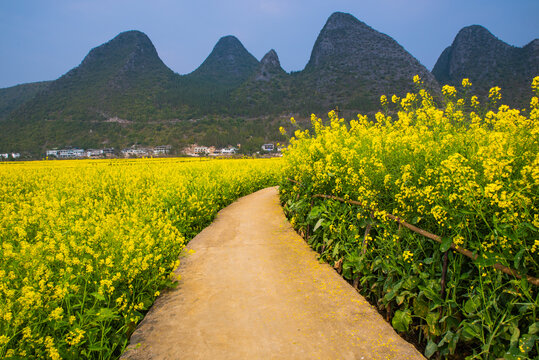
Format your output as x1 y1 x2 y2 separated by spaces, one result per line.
153 145 171 155
184 144 239 157
45 146 175 159
86 149 104 157
47 148 85 158
121 147 150 157
194 146 209 155
219 147 237 155
58 148 85 158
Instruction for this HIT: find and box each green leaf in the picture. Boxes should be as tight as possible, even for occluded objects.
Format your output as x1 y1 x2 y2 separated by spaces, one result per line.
460 321 481 341
464 295 481 314
520 277 529 291
313 218 324 232
403 276 419 290
446 330 459 354
519 334 537 355
383 280 403 302
510 325 520 348
419 285 439 301
308 206 322 220
425 339 438 358
91 292 105 301
441 315 460 331
392 309 412 332
88 345 107 352
426 312 440 336
513 248 525 269
440 237 453 252
413 297 429 318
529 322 539 335
332 242 340 258
96 307 118 320
438 330 454 347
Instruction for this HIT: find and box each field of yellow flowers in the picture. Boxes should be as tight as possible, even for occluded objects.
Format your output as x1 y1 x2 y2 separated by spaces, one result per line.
0 157 282 359
279 77 538 359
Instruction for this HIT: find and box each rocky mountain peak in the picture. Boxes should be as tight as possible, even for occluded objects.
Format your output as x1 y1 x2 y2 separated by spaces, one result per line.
454 25 498 42
261 49 280 65
523 38 539 54
188 35 259 85
79 30 164 73
212 35 246 54
301 11 438 109
452 25 512 56
527 38 539 47
323 11 362 30
255 49 285 81
305 12 373 70
432 25 537 107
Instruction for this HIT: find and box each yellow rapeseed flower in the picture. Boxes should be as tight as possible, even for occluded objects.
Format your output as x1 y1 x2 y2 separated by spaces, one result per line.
461 78 472 88
488 86 502 101
380 95 388 107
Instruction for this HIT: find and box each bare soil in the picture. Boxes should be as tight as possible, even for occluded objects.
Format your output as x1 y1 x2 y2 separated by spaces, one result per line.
122 187 424 360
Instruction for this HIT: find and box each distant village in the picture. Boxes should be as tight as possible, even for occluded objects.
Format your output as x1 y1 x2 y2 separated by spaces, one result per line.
0 142 284 161
26 143 283 160
0 153 21 160
45 145 172 159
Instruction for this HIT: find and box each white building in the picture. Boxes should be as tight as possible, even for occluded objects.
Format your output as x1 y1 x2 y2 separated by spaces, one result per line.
122 147 150 157
194 146 209 155
261 143 274 152
153 145 171 155
58 149 85 158
11 153 20 159
220 147 237 155
86 149 104 157
46 149 59 157
0 153 9 159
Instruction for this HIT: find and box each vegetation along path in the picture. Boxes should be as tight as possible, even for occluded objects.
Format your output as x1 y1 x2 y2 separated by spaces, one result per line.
122 187 424 359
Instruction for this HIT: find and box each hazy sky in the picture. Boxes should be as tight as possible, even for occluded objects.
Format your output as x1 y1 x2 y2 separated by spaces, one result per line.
1 0 537 88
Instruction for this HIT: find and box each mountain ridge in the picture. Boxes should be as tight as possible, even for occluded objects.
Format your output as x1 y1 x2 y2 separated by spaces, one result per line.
186 35 259 86
8 30 177 123
1 12 537 156
432 25 538 106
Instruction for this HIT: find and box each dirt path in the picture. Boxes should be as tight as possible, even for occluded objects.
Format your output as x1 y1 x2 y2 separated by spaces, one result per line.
122 187 424 360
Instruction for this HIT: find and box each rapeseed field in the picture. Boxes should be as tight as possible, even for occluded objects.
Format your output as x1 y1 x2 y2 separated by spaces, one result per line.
280 77 538 359
0 157 282 359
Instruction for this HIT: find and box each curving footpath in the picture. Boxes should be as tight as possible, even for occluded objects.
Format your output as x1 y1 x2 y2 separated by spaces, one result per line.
122 187 424 360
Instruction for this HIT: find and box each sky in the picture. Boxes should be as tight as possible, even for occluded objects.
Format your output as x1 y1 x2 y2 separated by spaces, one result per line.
1 0 538 88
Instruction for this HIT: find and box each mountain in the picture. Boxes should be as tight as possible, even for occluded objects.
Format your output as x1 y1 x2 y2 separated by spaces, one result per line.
233 49 291 114
233 12 439 116
8 30 177 123
0 81 52 119
3 12 537 156
432 25 538 107
166 35 260 116
254 50 286 82
292 12 439 113
2 13 443 122
186 35 259 86
0 32 272 155
0 31 183 154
